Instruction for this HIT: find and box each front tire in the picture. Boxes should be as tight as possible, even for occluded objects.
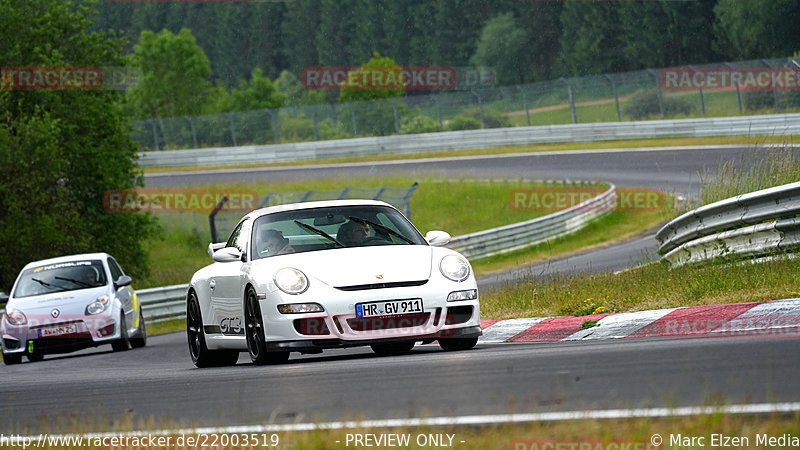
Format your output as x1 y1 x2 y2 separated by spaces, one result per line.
111 312 130 352
438 336 478 351
187 291 238 368
129 307 147 349
245 288 288 365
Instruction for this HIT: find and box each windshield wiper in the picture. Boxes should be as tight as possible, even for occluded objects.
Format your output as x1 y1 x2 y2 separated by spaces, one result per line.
348 216 415 244
55 276 94 288
294 220 345 247
31 278 69 292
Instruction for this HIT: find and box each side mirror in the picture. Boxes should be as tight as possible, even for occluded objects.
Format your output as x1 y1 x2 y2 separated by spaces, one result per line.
208 242 226 259
425 230 451 247
212 247 243 263
114 275 132 289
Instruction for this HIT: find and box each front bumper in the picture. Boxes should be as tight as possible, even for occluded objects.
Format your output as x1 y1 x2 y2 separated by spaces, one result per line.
1 314 121 356
266 325 482 352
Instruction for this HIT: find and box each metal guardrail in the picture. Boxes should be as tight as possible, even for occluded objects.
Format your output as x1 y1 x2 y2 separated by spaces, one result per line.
137 184 616 323
446 185 616 260
138 114 800 168
656 181 800 266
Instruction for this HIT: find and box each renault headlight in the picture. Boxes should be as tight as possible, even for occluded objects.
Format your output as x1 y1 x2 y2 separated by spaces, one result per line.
439 255 470 282
6 310 27 325
274 268 309 295
86 295 110 315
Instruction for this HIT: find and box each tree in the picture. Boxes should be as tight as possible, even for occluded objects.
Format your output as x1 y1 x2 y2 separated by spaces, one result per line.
338 53 407 136
714 0 800 60
229 68 286 112
0 0 155 290
559 3 630 76
620 1 718 69
470 13 530 85
126 28 212 119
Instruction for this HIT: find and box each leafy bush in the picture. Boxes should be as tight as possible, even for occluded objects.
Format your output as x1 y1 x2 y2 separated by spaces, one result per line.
624 89 693 119
445 116 482 131
400 115 440 134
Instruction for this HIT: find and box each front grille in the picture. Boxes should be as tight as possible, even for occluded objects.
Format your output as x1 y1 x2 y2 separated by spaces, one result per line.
347 313 430 331
335 280 428 292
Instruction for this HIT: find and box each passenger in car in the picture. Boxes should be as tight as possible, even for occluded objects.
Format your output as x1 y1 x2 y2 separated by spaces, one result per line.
337 220 370 247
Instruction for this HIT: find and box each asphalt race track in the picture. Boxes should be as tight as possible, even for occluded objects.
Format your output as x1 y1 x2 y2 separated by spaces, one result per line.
2 333 799 433
144 145 782 196
2 145 798 434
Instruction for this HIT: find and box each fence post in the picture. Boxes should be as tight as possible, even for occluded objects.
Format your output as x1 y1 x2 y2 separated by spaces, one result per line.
566 81 577 124
699 86 706 117
648 69 665 117
311 108 320 140
604 75 621 121
259 193 276 208
337 187 351 199
226 114 237 147
387 99 401 134
300 190 315 202
270 110 279 143
185 116 198 148
434 97 443 131
471 91 485 129
518 86 531 126
208 196 229 243
150 119 160 151
373 187 388 200
401 182 420 220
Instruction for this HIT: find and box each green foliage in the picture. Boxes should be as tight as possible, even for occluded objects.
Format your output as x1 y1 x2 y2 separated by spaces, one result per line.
337 53 408 136
274 70 327 107
623 90 694 120
714 0 800 60
470 13 531 85
400 115 440 134
126 28 212 119
559 3 629 76
0 0 156 291
445 116 481 131
228 68 286 112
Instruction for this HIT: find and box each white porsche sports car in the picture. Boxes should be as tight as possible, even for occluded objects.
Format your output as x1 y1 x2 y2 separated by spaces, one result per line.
1 253 146 365
188 200 481 367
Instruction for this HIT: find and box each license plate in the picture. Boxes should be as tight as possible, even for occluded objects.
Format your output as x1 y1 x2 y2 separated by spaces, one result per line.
356 299 424 318
38 324 78 338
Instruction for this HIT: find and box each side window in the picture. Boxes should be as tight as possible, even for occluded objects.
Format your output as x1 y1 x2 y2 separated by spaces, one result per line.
107 257 124 282
226 218 250 252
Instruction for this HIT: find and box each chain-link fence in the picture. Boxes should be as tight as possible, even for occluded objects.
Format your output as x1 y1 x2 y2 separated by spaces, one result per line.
209 183 419 242
130 58 800 151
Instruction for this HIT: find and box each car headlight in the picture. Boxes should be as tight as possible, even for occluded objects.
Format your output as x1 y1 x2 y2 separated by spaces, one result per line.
439 255 470 282
274 268 309 295
86 295 110 315
6 310 26 326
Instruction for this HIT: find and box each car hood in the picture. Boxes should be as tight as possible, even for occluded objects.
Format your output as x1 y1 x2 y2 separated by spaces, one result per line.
255 245 433 288
8 286 109 313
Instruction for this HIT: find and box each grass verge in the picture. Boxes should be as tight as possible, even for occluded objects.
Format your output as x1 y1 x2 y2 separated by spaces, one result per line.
481 254 800 320
141 135 797 174
22 411 800 448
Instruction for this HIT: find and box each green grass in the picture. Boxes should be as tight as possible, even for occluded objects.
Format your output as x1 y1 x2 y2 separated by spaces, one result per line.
480 253 800 320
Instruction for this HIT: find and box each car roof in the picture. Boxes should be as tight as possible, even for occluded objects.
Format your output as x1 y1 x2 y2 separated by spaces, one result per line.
21 253 111 271
244 199 399 221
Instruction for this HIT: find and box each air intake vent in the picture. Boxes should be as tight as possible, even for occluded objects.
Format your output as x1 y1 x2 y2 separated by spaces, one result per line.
335 279 428 291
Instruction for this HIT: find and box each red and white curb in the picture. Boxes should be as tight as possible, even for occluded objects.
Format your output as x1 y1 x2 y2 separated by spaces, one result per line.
479 298 800 343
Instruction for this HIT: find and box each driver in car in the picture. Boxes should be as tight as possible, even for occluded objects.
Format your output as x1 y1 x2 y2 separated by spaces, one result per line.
337 220 370 247
261 229 295 256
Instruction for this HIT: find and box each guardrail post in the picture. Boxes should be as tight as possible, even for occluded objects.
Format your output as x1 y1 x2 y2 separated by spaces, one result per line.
208 196 229 243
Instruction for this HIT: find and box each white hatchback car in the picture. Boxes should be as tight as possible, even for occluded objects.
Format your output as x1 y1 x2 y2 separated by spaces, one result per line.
0 253 146 365
188 200 481 367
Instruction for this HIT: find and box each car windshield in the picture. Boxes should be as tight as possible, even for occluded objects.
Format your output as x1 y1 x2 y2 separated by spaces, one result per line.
250 205 427 259
12 260 108 299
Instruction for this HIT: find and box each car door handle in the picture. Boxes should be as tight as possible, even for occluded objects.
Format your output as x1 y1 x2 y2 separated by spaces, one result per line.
209 279 216 290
